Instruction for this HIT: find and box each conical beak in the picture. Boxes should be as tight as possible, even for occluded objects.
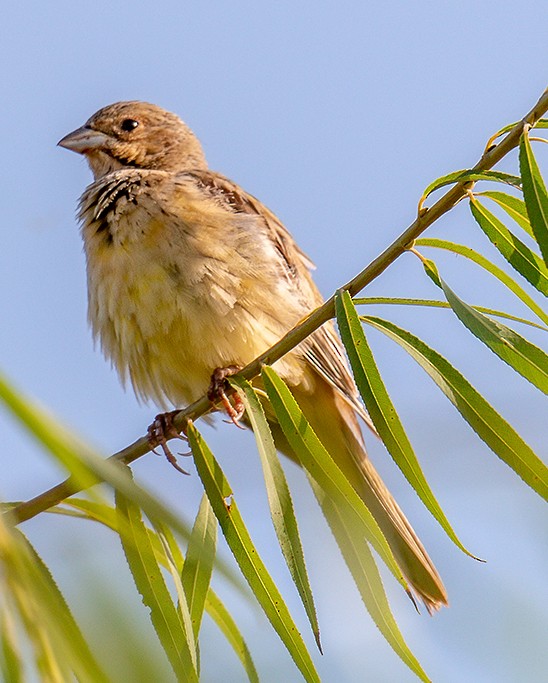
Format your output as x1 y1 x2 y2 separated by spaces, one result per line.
57 126 110 154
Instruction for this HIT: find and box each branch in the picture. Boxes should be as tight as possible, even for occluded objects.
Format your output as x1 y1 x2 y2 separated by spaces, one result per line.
10 87 548 525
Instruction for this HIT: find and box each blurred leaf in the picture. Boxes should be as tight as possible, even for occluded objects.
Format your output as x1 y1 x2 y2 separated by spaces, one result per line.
362 316 548 501
309 479 431 683
469 198 548 295
0 370 200 549
353 296 547 331
187 422 321 683
261 366 406 589
0 516 110 683
115 486 199 682
205 591 259 683
336 291 475 556
520 132 548 264
0 369 101 493
416 238 548 326
420 169 521 208
53 499 258 681
229 376 321 651
0 608 24 683
20 535 110 683
477 191 535 238
52 497 243 594
181 493 217 640
50 498 119 527
439 279 548 394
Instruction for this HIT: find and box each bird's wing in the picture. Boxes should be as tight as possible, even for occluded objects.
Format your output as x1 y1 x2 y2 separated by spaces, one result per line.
186 170 375 431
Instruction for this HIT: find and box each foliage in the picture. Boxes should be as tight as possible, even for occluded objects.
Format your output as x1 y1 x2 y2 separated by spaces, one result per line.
0 94 547 682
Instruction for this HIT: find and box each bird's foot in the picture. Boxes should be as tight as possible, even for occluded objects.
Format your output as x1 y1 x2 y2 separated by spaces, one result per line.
207 365 246 428
147 410 190 474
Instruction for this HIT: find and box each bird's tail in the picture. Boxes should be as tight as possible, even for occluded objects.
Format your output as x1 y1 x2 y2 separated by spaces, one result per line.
289 381 448 612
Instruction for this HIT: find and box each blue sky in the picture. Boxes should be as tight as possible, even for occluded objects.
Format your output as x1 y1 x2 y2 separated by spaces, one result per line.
1 3 546 681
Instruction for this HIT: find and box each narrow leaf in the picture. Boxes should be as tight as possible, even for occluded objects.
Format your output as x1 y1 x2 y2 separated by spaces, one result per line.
115 487 199 683
353 296 547 332
187 422 321 683
0 609 24 683
261 366 406 589
469 198 548 295
420 170 521 207
416 238 548 326
485 118 548 151
51 499 258 683
439 279 548 394
336 290 475 557
0 519 110 683
155 528 199 676
478 191 535 238
0 371 205 557
362 316 548 501
229 376 321 652
205 590 260 683
309 478 431 683
181 494 218 640
22 537 111 683
520 133 548 264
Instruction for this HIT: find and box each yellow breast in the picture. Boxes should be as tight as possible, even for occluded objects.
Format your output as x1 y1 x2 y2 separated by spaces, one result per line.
80 171 309 408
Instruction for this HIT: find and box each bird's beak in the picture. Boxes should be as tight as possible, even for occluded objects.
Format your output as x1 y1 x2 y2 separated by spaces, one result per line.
57 126 110 154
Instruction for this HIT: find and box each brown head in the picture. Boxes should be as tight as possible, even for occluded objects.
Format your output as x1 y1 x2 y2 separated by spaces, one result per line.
58 101 208 179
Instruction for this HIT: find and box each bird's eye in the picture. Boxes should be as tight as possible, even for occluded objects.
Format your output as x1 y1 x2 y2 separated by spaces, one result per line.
120 118 139 132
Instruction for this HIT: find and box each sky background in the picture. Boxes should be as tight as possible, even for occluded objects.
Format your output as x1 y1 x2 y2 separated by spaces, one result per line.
1 2 547 682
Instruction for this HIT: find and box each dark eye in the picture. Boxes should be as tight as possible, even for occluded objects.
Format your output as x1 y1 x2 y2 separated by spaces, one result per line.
120 118 139 132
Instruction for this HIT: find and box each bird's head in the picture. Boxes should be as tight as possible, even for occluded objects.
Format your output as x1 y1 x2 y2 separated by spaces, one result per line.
58 101 207 179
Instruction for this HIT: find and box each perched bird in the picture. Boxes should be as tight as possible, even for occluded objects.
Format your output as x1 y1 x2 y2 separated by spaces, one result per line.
59 101 447 611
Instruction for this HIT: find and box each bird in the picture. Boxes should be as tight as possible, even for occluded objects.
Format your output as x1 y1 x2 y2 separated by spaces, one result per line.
58 101 448 612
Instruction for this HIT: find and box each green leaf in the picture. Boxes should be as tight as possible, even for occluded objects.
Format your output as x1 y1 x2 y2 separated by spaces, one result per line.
52 500 258 683
22 537 111 683
520 132 548 264
181 494 217 640
115 486 199 683
439 279 548 394
362 316 548 501
261 366 406 589
420 170 521 206
187 422 321 683
155 526 199 676
420 258 442 287
415 238 548 326
336 291 475 557
469 198 548 295
229 376 321 652
0 369 102 493
486 119 548 148
308 478 431 683
353 296 547 332
0 520 110 683
205 591 259 683
0 609 24 683
0 370 203 552
478 191 535 238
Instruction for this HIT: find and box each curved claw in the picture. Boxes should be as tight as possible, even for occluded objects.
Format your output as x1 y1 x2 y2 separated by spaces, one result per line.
147 410 189 474
208 365 246 426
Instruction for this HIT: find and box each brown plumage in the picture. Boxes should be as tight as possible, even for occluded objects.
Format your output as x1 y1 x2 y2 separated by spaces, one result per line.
59 101 448 611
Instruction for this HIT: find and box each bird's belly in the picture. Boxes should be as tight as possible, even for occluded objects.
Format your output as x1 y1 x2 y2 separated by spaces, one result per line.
88 249 306 409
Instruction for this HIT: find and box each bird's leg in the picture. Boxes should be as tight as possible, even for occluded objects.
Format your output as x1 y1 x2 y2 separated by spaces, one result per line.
207 365 245 427
147 410 190 475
